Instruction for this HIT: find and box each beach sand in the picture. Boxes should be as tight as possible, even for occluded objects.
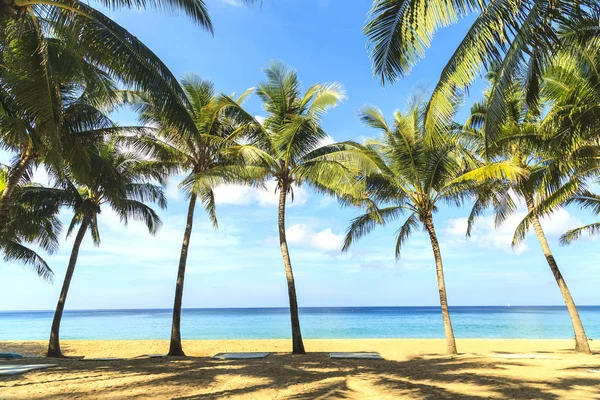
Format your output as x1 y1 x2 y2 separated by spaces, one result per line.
1 339 599 399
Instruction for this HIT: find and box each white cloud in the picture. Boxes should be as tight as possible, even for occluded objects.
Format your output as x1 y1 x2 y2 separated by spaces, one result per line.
31 166 51 186
213 180 309 207
74 208 243 272
285 223 344 253
165 176 182 201
445 205 582 255
221 0 243 6
317 134 335 147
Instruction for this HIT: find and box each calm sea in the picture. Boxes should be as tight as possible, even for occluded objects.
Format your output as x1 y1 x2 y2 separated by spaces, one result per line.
1 306 600 340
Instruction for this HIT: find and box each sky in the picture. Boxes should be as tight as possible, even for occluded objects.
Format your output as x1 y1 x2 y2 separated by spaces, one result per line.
1 0 599 310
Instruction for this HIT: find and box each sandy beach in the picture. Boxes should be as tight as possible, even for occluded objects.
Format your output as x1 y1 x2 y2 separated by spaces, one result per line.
1 339 599 399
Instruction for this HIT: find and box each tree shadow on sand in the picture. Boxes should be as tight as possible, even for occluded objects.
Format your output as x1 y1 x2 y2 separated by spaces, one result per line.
2 352 600 399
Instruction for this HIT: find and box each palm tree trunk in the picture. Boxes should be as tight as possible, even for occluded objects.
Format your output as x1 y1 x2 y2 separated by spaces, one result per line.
524 194 591 354
423 215 457 355
47 219 89 358
0 151 32 233
278 185 306 355
168 193 197 356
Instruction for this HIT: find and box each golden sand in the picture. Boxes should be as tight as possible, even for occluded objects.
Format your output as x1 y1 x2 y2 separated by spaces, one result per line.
1 339 599 399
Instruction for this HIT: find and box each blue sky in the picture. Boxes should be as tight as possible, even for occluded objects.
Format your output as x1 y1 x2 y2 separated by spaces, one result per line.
1 0 599 310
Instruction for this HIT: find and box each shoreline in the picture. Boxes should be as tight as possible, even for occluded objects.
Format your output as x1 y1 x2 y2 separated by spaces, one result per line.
1 338 597 358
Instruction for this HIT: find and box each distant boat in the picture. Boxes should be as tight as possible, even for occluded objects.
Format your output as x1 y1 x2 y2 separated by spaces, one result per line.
507 303 511 307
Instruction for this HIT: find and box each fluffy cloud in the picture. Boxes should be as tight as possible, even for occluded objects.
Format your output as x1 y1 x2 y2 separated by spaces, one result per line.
213 180 309 207
285 223 345 253
445 206 582 255
221 0 244 6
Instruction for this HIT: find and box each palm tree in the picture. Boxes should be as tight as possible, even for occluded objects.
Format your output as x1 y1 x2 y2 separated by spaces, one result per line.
0 15 138 233
122 75 259 356
364 0 598 142
0 0 260 148
341 98 522 355
224 62 397 354
529 11 600 246
465 78 593 354
44 142 166 357
0 0 261 232
0 0 211 144
0 167 62 281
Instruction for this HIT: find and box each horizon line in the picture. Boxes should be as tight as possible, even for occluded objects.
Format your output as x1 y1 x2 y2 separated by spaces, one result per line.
1 304 599 313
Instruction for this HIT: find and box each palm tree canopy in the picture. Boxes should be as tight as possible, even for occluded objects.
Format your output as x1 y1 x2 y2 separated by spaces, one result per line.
120 74 261 228
222 61 375 201
0 168 62 281
559 191 600 245
0 15 146 179
463 68 600 249
365 0 600 141
31 140 167 248
0 0 259 150
343 96 523 258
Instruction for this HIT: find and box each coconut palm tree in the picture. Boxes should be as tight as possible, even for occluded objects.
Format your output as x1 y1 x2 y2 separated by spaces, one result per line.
44 142 166 357
364 0 599 142
0 15 140 233
0 0 260 144
0 0 262 232
0 0 211 145
223 62 400 354
465 77 593 354
341 97 522 355
0 167 62 281
121 75 261 356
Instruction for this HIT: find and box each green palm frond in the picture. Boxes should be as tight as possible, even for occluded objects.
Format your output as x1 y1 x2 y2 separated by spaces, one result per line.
365 0 483 83
343 205 404 252
112 199 163 235
359 105 390 133
199 188 218 229
91 0 213 31
1 241 54 282
395 212 419 259
560 223 600 245
303 82 346 119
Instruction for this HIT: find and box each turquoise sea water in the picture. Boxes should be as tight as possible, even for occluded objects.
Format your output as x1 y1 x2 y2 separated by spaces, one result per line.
1 306 600 340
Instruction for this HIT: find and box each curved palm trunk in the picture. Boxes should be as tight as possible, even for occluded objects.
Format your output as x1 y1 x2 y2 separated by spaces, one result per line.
524 195 591 354
47 219 89 358
278 186 306 355
168 193 197 356
423 215 457 355
0 152 32 233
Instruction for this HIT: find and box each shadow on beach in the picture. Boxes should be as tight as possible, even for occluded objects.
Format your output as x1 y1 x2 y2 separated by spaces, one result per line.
2 348 600 399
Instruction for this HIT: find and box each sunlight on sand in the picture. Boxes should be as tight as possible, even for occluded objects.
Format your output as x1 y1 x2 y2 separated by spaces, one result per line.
0 339 599 399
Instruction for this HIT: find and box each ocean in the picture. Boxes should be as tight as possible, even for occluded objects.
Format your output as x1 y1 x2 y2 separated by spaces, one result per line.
1 306 599 340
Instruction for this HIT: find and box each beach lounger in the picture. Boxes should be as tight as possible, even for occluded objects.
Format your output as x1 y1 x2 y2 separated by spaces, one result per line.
212 352 270 360
80 358 124 361
0 353 22 359
134 354 167 359
489 353 560 360
0 364 57 376
330 352 383 360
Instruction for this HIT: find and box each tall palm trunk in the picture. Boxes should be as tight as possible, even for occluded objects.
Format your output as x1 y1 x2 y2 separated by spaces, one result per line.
47 219 89 358
278 185 306 355
423 214 457 355
168 193 197 356
524 194 591 354
0 151 32 233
